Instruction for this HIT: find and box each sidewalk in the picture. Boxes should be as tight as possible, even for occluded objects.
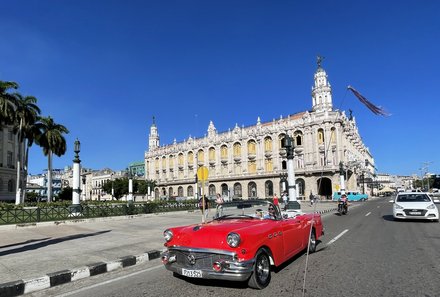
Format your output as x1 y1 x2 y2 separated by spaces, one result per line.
0 201 337 296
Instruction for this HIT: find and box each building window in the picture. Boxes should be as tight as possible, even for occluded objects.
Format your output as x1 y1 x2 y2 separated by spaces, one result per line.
162 157 166 170
248 182 257 198
209 147 216 162
0 178 2 191
233 183 242 198
264 137 272 152
318 129 325 144
221 145 228 159
247 140 256 155
7 151 13 168
178 154 184 166
265 180 274 197
297 178 305 196
168 187 173 197
221 183 229 197
265 159 273 172
187 186 193 197
233 143 241 158
294 131 303 146
155 158 159 171
331 127 336 143
8 179 14 192
197 149 204 163
209 184 216 196
188 152 194 166
178 186 183 197
248 160 256 174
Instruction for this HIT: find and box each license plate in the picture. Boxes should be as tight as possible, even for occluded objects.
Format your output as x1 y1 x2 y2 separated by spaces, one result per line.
182 269 203 278
409 212 421 215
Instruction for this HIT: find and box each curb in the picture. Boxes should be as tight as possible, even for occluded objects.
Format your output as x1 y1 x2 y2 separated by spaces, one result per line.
0 250 161 297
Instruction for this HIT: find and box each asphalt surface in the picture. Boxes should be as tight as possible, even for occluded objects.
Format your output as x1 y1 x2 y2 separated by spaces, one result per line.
0 200 338 296
24 197 440 297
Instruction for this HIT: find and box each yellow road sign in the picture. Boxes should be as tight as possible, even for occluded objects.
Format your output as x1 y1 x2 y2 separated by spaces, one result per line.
197 166 209 182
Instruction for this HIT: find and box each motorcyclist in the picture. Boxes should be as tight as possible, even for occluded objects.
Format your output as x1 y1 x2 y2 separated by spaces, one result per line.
338 193 349 213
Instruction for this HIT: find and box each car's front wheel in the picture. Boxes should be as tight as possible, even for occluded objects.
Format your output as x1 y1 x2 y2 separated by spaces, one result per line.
248 248 271 289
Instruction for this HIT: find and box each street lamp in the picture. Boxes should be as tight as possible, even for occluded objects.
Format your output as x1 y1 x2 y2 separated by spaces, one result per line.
111 173 114 200
127 168 133 204
71 138 82 215
339 161 346 194
283 133 300 210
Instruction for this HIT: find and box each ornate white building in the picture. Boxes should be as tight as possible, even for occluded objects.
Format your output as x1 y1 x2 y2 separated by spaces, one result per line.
144 61 375 200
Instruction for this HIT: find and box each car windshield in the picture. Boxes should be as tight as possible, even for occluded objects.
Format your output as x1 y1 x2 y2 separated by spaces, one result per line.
396 194 431 202
213 200 280 220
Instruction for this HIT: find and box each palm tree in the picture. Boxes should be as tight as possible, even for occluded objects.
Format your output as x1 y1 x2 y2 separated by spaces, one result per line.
13 94 41 204
36 116 69 203
0 81 19 126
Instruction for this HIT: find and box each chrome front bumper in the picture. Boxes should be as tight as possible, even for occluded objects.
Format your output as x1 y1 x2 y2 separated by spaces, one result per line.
161 246 255 282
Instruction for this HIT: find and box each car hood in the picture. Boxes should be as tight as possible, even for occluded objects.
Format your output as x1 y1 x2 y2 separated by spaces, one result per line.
395 201 435 209
168 219 270 249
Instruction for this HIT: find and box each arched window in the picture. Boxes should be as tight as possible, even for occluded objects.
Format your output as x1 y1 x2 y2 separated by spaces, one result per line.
169 155 174 169
297 178 305 196
168 187 173 197
248 182 257 198
8 179 14 192
209 184 216 196
187 186 194 197
265 180 273 197
187 151 194 165
233 143 241 158
264 137 272 152
209 147 216 162
178 153 184 166
162 157 166 170
331 127 336 143
0 178 3 191
279 134 286 148
155 158 159 171
221 145 228 159
197 149 204 163
247 140 256 155
233 183 242 198
178 186 183 197
294 130 303 146
318 129 325 144
221 183 229 197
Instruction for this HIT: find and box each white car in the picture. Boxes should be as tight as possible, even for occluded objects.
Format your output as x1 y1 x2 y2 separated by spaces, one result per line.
390 192 439 222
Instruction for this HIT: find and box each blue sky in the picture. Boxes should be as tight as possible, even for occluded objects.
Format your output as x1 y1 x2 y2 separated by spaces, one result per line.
1 0 439 176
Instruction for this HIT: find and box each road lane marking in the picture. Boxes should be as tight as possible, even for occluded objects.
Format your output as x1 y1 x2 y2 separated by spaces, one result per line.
56 264 164 297
327 229 349 246
365 212 371 216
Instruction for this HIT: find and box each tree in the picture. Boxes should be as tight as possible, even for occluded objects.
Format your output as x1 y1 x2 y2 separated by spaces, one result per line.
57 186 73 201
36 116 69 203
12 94 41 204
136 179 156 195
102 178 129 200
0 81 18 126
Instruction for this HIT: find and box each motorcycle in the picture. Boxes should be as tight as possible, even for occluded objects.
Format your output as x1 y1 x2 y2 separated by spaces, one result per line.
338 200 348 215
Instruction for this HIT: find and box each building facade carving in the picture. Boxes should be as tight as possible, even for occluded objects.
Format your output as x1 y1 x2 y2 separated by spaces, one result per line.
144 61 375 200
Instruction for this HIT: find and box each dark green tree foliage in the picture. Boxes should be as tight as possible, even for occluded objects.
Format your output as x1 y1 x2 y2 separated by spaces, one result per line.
57 187 73 201
102 178 157 198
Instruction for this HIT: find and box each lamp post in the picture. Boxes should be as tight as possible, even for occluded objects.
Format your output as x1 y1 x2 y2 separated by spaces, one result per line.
339 161 346 195
127 168 133 204
111 173 114 200
82 174 86 201
71 139 82 214
283 133 300 209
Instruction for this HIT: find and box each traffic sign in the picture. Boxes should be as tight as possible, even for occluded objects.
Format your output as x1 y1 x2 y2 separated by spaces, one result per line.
197 166 209 182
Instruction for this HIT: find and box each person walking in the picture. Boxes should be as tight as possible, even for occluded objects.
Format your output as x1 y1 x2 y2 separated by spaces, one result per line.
309 191 314 206
273 193 279 207
282 191 288 209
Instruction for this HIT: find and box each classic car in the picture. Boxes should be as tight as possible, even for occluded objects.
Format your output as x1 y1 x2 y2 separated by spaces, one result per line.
161 200 324 289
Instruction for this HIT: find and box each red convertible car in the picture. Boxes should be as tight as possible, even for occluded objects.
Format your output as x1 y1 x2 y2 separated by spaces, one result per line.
161 200 324 289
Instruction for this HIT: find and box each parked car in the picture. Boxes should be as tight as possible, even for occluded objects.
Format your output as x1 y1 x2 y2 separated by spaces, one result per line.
333 191 368 201
390 192 439 222
161 200 324 289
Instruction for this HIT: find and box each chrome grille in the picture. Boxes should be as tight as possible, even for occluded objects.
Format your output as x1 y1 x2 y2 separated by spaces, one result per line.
171 249 234 269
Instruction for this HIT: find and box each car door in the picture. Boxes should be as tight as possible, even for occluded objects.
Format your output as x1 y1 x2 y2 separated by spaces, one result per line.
281 216 305 260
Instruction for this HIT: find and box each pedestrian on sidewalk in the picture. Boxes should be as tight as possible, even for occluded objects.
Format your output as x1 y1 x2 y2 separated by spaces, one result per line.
309 191 314 206
273 193 279 207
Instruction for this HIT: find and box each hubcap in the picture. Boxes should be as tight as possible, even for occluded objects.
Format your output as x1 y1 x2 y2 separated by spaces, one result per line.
256 255 269 283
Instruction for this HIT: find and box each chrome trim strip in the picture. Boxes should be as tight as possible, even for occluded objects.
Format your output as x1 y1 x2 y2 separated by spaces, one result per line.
167 246 237 258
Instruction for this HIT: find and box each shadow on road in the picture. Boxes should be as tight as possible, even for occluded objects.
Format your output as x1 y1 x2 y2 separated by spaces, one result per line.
0 230 112 257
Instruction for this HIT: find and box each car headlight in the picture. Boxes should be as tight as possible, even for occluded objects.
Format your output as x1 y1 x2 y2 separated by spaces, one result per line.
427 204 436 210
163 229 173 242
394 204 404 210
227 232 241 248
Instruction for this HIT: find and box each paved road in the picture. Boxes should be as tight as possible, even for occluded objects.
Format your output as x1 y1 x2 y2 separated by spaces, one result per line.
25 198 440 297
0 200 336 293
